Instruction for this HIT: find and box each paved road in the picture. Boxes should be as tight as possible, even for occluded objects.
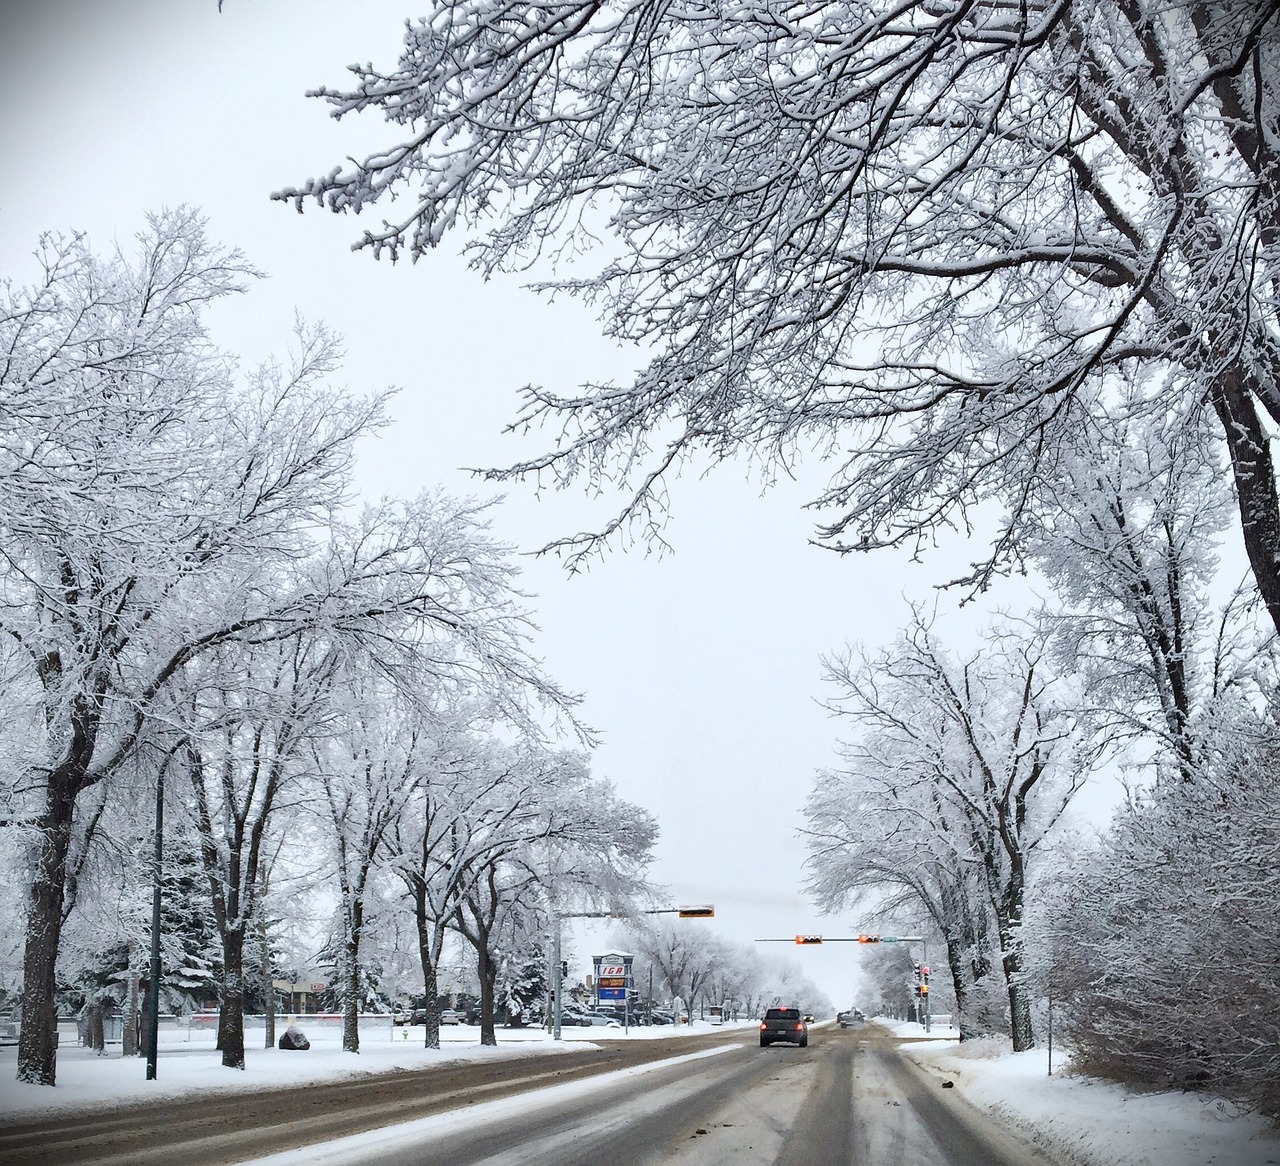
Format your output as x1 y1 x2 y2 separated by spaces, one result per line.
0 1025 1056 1165
319 1024 1054 1166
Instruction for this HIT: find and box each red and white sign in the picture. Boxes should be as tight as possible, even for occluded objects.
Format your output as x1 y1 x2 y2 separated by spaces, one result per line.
598 964 626 977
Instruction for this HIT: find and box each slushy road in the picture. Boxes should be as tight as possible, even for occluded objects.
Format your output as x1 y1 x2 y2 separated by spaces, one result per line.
249 1024 1055 1166
0 1024 1055 1166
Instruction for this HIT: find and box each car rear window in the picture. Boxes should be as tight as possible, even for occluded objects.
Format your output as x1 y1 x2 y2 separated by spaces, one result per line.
765 1008 800 1020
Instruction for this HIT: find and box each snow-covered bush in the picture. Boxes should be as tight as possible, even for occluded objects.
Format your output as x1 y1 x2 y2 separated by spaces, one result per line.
1046 714 1280 1118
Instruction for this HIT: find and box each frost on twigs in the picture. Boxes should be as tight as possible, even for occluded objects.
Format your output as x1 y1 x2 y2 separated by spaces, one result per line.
273 2 1280 618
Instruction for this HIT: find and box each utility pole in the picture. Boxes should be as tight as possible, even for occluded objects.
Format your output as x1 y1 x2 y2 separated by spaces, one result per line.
145 763 164 1080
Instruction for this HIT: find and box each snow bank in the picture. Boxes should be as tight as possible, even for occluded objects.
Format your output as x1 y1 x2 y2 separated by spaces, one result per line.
889 1021 1280 1166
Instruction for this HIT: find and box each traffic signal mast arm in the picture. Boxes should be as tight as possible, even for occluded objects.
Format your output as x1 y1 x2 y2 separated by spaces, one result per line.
753 934 928 943
562 904 715 920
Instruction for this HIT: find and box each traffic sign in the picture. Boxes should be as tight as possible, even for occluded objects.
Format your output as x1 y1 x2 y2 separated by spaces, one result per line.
678 904 715 918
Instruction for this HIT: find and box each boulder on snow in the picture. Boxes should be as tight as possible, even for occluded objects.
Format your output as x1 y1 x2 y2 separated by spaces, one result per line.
278 1025 310 1051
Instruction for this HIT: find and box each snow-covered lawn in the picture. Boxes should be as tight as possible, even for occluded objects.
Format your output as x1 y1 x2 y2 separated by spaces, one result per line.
885 1020 1280 1166
0 1018 757 1119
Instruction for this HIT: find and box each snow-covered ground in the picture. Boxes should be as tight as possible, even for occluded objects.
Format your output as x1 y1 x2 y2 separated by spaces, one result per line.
1 1016 1276 1166
0 1018 756 1118
886 1019 1280 1166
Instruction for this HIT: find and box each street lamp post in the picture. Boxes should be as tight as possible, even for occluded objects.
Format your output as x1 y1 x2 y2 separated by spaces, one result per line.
145 763 164 1080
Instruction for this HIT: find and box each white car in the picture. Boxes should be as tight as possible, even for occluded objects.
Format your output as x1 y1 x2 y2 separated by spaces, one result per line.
439 1009 464 1025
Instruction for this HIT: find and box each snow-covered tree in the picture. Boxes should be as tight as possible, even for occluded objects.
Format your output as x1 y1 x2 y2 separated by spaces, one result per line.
0 211 367 1086
0 208 582 1083
494 931 547 1026
182 635 334 1070
623 920 719 1023
385 722 654 1047
278 3 1280 642
451 743 656 1045
384 719 538 1049
314 673 425 1054
806 773 1002 1040
1018 398 1273 782
810 620 1088 1050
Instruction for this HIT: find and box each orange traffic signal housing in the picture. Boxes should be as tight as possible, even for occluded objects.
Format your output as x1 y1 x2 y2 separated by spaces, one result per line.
795 934 823 944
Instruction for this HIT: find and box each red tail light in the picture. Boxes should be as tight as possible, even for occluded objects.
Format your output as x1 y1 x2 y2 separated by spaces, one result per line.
760 1022 767 1030
796 1023 804 1030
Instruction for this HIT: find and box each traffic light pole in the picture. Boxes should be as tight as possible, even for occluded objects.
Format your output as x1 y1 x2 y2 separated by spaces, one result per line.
548 905 714 1040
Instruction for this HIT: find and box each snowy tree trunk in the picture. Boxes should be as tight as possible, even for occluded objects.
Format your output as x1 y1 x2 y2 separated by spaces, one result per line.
421 961 441 1051
944 938 980 1043
993 886 1035 1052
220 927 247 1069
342 899 363 1054
17 776 77 1085
1210 367 1280 642
476 939 498 1047
124 954 139 1058
410 884 443 1050
86 1003 105 1054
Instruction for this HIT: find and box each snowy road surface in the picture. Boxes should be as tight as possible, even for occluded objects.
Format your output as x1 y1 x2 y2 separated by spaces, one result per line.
240 1024 1051 1166
0 1024 1053 1166
252 1023 1059 1162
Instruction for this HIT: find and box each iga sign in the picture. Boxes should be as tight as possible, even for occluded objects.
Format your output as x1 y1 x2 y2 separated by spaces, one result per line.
593 951 633 1007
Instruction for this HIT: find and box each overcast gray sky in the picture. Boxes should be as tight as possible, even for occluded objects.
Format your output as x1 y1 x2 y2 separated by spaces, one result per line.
1 0 1034 1006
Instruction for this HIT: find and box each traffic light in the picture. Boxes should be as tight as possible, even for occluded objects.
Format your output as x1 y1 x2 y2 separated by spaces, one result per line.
857 934 881 943
921 965 930 985
795 934 824 944
560 961 569 978
678 905 715 918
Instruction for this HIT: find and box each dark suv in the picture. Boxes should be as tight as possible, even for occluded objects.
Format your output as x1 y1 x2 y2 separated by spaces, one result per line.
760 1006 808 1047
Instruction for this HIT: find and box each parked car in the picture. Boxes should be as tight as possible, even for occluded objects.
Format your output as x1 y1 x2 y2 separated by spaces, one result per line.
598 1006 645 1026
440 1009 464 1025
559 1007 618 1027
